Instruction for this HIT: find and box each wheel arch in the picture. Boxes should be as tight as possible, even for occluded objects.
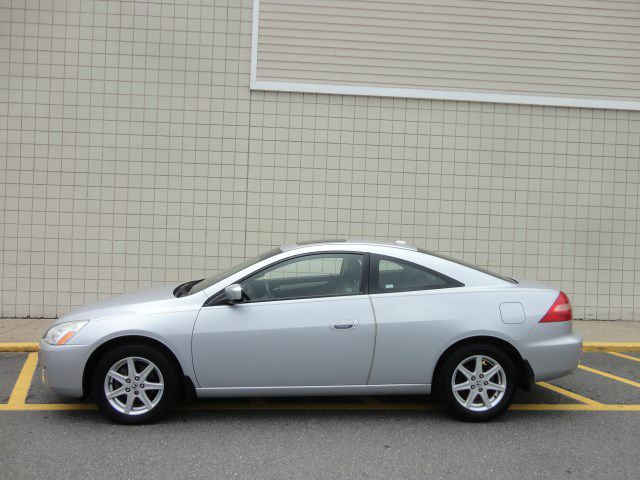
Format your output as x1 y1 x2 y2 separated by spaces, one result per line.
431 336 534 391
82 335 193 399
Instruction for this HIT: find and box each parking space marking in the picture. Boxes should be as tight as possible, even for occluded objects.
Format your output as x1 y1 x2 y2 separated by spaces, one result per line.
7 352 38 406
578 365 640 389
3 350 640 414
508 404 640 411
536 381 603 406
607 351 640 364
1 401 640 412
0 403 97 411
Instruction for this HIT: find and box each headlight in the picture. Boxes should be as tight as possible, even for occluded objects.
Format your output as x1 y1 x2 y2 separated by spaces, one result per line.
43 320 89 345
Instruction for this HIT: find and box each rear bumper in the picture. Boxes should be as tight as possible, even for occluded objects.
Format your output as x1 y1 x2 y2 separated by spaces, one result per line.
520 322 582 382
39 340 89 397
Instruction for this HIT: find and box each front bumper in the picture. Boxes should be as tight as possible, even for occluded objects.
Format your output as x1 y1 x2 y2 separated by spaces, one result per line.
520 322 582 382
38 340 90 398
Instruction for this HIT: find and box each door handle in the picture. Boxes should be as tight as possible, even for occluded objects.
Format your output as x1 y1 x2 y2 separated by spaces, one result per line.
330 320 358 330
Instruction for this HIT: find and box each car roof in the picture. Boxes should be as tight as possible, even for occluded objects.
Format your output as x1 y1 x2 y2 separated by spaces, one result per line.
280 238 418 252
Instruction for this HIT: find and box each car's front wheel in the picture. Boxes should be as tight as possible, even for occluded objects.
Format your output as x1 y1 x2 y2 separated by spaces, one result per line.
437 344 517 421
93 344 179 424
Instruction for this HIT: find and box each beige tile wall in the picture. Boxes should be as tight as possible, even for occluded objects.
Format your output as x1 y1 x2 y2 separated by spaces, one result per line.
1 0 639 320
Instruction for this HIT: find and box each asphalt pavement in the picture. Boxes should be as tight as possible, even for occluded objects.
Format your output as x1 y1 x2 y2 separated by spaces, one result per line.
1 351 639 479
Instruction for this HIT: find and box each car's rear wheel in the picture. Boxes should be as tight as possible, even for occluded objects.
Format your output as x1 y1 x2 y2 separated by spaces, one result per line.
437 344 517 421
92 344 179 424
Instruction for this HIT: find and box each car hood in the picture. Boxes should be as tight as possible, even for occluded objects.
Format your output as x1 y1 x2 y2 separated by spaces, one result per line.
55 283 186 324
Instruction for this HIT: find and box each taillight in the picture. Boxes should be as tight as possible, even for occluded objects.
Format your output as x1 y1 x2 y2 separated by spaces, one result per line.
539 291 572 323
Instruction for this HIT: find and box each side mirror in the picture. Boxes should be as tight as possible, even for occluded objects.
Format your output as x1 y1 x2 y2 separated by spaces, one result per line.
224 284 243 303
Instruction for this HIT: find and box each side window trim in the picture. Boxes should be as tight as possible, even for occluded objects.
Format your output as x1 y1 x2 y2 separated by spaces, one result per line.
369 254 464 295
361 252 371 295
204 251 366 306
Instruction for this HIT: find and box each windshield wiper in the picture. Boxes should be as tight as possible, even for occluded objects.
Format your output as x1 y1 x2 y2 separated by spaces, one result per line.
173 279 204 298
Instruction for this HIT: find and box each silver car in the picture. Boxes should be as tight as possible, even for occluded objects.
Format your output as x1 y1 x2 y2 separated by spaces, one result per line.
39 239 582 423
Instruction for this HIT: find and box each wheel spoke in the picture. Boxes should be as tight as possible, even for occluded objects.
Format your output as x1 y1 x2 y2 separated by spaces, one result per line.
107 370 128 384
487 382 506 392
453 381 471 392
127 358 137 378
139 391 153 410
458 366 474 379
143 382 163 391
106 386 127 399
474 355 483 375
139 364 154 382
124 394 135 414
465 389 479 408
484 365 500 380
479 389 492 408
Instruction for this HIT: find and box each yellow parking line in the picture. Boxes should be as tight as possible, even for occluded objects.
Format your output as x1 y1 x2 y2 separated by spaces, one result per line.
536 381 603 406
0 403 97 411
607 351 640 364
2 347 639 414
578 365 640 388
7 352 39 406
508 404 640 411
1 402 640 412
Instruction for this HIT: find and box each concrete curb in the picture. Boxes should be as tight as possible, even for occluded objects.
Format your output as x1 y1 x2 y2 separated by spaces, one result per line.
0 343 39 352
582 342 640 352
1 342 639 353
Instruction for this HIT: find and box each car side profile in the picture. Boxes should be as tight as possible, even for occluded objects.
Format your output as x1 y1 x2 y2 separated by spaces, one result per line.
39 239 582 423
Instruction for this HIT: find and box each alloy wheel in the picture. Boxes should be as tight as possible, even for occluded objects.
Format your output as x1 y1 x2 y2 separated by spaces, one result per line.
103 356 164 415
451 354 507 412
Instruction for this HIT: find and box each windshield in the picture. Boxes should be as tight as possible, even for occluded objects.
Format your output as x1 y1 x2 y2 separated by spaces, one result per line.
187 248 281 295
418 248 518 284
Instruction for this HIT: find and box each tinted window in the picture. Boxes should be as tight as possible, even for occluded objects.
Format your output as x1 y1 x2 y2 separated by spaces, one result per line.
371 255 463 293
242 253 364 302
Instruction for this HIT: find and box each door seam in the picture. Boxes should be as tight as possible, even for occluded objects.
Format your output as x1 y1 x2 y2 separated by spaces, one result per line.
365 295 377 385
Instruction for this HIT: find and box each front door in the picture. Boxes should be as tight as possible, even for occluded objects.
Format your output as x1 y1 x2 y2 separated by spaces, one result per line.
192 252 376 388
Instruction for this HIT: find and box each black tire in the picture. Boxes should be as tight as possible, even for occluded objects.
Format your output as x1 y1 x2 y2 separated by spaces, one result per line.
92 343 179 424
436 343 517 422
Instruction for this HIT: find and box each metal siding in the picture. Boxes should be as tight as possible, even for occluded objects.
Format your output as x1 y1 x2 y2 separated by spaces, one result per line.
255 0 640 104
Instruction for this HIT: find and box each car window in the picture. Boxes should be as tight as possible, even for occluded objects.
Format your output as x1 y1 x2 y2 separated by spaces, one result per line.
187 248 281 295
371 255 463 294
241 253 364 302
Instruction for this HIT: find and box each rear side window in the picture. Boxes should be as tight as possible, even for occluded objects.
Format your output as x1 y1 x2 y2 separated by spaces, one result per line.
370 255 463 294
